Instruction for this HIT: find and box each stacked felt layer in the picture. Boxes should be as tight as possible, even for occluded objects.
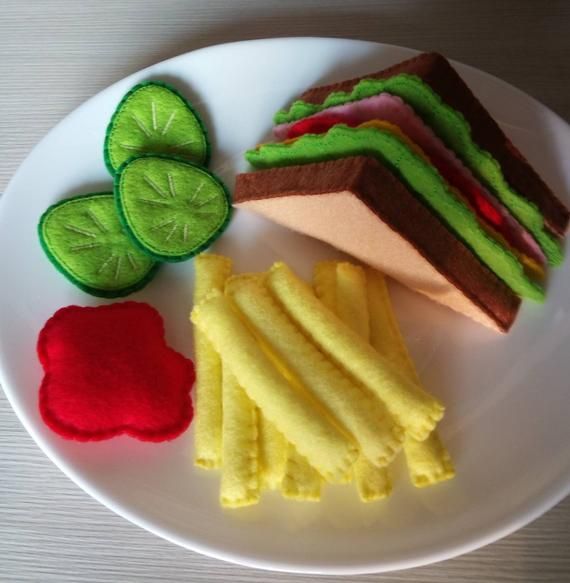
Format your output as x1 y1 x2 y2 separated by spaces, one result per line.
235 52 568 333
190 254 454 508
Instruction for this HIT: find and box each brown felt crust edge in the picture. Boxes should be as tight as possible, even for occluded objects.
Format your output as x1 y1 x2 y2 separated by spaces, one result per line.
296 52 569 237
234 156 520 332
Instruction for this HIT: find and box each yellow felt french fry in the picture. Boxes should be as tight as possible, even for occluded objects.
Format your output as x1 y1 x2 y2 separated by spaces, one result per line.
312 261 337 312
192 253 232 468
257 412 288 490
335 262 370 341
403 431 455 488
267 262 444 441
318 261 393 501
353 456 392 502
281 444 322 501
366 268 455 487
228 275 403 468
220 363 260 508
191 290 357 483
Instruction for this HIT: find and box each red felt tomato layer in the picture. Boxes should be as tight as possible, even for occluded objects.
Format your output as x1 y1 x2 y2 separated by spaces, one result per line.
37 302 194 442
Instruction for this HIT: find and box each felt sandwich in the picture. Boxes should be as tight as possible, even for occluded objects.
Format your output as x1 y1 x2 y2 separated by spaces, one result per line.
234 52 568 333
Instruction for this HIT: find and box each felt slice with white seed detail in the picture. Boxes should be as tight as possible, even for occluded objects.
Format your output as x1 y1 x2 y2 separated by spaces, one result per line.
115 155 232 262
104 81 210 175
38 193 158 297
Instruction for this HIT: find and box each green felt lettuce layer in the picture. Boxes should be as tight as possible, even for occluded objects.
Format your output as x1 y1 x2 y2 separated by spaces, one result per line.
273 75 562 267
246 125 544 301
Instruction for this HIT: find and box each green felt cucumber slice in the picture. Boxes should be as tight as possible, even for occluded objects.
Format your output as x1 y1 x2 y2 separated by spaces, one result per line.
104 81 210 175
115 155 232 262
39 193 158 297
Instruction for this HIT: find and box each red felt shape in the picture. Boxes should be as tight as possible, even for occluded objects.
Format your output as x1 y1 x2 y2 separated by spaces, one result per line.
37 302 194 442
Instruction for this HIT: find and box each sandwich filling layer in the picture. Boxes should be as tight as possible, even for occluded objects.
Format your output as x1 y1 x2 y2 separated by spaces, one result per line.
246 125 544 301
274 92 546 271
273 74 562 266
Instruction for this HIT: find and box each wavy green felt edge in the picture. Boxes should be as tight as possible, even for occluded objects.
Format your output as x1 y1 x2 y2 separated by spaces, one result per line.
38 192 160 298
246 125 545 302
273 74 562 267
114 153 233 263
104 80 212 176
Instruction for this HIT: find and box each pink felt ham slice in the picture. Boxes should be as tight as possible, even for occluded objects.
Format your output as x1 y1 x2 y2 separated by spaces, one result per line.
274 93 545 267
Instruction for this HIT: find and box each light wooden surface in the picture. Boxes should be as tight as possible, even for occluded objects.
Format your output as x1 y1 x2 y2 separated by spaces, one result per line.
1 1 569 581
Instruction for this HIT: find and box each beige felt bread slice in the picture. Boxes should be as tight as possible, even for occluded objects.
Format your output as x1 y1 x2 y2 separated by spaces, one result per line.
234 156 521 333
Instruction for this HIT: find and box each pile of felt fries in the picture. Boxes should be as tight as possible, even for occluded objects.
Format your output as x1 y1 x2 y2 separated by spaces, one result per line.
190 255 454 508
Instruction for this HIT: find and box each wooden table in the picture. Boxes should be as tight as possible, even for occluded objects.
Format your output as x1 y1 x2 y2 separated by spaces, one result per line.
1 1 569 581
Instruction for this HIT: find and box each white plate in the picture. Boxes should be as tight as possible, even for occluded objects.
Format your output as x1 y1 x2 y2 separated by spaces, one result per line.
1 38 569 575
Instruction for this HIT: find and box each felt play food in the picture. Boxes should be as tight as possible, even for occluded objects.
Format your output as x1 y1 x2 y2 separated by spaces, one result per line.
273 53 567 260
258 413 288 490
193 254 232 469
226 274 404 468
313 261 393 502
281 444 322 501
104 81 210 175
246 125 544 302
220 363 260 508
365 267 455 487
115 155 231 262
191 289 358 483
265 262 444 442
38 302 194 442
38 193 158 298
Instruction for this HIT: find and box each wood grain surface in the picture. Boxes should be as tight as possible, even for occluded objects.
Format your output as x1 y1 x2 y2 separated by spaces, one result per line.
1 1 569 581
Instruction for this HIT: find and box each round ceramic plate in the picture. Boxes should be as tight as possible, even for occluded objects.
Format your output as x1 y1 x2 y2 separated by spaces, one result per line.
0 38 569 575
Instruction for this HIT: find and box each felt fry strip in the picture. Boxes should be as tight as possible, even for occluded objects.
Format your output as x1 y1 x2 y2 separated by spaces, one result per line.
258 412 288 490
403 431 455 488
335 262 370 341
312 261 337 311
192 254 232 468
228 276 403 468
267 262 444 441
281 444 322 501
316 261 393 502
220 363 260 508
353 456 392 502
365 268 455 486
191 290 357 482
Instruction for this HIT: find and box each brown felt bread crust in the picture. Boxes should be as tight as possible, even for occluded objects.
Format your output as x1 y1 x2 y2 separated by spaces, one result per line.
234 156 520 332
296 52 569 237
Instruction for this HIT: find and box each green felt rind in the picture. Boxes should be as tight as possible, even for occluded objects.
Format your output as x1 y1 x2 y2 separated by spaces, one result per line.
273 75 562 267
246 125 545 302
114 154 232 262
104 80 211 176
38 193 159 298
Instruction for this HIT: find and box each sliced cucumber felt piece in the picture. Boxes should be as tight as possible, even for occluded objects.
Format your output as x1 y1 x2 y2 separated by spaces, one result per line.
115 155 232 262
104 81 210 175
39 193 158 297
